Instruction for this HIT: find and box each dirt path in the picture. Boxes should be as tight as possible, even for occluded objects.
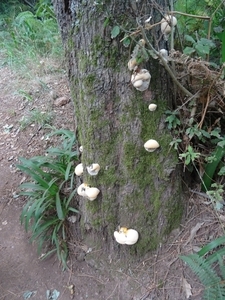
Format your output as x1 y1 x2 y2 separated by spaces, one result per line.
0 60 222 300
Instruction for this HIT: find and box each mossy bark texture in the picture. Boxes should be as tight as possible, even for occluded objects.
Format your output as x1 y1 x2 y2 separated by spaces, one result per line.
53 0 183 261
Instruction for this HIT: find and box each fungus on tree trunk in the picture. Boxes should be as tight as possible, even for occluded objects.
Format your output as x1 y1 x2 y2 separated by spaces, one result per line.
53 0 183 263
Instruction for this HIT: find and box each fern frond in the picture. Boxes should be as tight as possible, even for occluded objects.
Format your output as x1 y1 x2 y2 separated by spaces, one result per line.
181 254 221 286
181 253 225 300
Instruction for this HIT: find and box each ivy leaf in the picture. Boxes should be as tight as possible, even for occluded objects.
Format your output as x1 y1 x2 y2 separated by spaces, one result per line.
111 25 120 39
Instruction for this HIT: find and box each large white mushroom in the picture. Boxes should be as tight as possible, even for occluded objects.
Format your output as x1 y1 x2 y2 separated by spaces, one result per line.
144 139 160 152
114 227 139 245
75 163 83 176
77 183 88 197
131 69 151 92
161 15 177 40
85 187 100 201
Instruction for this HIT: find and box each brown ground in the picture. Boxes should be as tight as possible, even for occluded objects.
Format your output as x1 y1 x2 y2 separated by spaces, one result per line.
0 57 223 300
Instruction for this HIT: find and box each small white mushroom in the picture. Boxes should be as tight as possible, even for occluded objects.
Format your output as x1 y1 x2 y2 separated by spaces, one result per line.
86 163 100 176
75 163 83 176
85 187 100 201
159 49 168 63
79 145 83 152
131 69 151 92
114 227 139 245
77 183 88 197
144 139 160 152
148 103 157 111
128 58 138 71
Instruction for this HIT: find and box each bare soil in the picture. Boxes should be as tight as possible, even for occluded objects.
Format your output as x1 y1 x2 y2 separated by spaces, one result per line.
0 58 223 300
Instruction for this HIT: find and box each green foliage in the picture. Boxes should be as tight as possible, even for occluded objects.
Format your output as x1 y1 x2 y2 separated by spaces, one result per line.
175 0 225 64
165 110 181 130
206 183 224 210
183 35 216 59
17 129 79 269
179 145 200 165
180 236 225 300
0 0 62 68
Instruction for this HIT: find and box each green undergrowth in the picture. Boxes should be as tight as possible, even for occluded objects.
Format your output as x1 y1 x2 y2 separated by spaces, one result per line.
0 0 62 71
180 236 225 300
17 129 79 269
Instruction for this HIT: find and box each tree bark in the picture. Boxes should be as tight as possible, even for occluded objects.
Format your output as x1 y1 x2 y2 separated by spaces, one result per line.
53 0 183 263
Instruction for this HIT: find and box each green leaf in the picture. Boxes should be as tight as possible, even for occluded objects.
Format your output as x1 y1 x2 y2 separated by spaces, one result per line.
202 146 225 192
198 235 225 257
56 192 64 220
184 34 196 44
65 188 77 208
122 37 130 47
65 161 72 181
195 43 210 55
183 46 196 56
68 207 79 213
111 25 120 39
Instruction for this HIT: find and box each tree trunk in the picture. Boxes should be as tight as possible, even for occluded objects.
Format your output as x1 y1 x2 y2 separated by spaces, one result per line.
53 0 183 263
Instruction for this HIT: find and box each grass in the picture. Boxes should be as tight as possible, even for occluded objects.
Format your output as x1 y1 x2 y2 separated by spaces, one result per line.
19 109 54 130
18 129 79 269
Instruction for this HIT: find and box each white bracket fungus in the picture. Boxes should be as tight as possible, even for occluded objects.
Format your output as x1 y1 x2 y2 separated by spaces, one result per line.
148 103 157 111
85 187 100 201
144 139 160 152
77 183 100 201
75 163 83 176
161 15 177 40
86 163 100 176
131 69 151 91
114 227 139 245
79 145 83 152
77 183 89 197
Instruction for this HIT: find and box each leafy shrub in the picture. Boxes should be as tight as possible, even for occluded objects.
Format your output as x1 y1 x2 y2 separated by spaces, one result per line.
17 129 79 269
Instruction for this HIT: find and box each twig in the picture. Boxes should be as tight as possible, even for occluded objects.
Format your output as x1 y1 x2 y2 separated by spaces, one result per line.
168 11 210 20
120 20 164 42
174 91 200 112
105 283 118 300
139 25 194 97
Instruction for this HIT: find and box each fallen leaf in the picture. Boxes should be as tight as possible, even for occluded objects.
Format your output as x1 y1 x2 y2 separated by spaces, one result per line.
23 290 36 299
182 278 192 299
46 289 60 300
185 222 204 245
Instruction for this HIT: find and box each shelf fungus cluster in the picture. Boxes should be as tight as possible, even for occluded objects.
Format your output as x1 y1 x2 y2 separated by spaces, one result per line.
131 69 151 91
160 14 177 40
128 39 151 92
75 160 101 201
77 183 100 201
114 227 139 245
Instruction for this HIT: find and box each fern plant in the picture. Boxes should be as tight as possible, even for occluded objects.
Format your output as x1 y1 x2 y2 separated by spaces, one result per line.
17 129 79 269
180 236 225 299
